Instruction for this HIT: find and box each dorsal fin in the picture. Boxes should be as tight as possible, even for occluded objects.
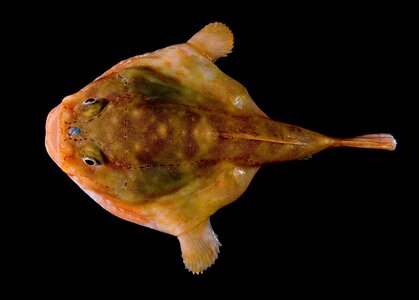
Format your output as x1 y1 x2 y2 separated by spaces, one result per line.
187 22 234 62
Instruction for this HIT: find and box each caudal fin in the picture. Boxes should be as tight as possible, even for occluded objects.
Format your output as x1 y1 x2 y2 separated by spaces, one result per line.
334 134 397 151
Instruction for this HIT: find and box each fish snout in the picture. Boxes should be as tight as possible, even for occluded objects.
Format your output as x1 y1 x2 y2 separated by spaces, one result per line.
45 104 62 166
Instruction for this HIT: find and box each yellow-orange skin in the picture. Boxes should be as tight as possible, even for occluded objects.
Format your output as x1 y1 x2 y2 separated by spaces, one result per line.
46 23 395 273
46 42 331 236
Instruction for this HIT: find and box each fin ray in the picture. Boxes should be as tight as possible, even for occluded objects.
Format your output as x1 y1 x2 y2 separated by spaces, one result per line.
188 22 234 62
94 22 267 118
178 219 221 274
333 133 397 151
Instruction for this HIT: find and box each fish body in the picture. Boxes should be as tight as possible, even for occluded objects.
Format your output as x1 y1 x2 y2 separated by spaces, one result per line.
46 23 396 273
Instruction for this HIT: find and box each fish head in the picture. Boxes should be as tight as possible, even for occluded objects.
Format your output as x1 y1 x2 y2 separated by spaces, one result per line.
45 93 106 176
45 76 131 199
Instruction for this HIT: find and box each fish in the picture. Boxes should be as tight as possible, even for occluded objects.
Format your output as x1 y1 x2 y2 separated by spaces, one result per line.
45 22 396 274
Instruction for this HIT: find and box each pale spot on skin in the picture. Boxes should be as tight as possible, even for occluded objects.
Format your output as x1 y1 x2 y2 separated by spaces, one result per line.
176 152 184 159
184 69 191 76
193 120 216 152
132 110 143 119
192 127 200 139
134 143 142 151
61 110 71 121
149 116 156 123
157 123 168 138
111 116 120 124
164 48 186 72
196 63 216 81
182 46 198 57
203 69 215 80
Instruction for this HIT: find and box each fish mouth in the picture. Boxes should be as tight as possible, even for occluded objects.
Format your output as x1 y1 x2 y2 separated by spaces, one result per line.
45 104 62 166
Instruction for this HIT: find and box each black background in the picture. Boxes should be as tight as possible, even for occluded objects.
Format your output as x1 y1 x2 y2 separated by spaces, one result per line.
10 2 412 296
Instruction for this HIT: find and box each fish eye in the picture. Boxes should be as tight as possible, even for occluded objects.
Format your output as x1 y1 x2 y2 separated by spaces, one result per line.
82 157 101 167
82 98 97 106
78 98 108 121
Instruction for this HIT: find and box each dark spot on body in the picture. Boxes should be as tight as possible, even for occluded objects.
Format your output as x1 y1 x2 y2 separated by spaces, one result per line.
167 167 182 181
136 151 156 165
184 141 198 158
117 73 128 86
112 94 131 105
109 160 131 170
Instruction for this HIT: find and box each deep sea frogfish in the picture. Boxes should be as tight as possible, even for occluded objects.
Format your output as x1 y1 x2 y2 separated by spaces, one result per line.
45 23 396 273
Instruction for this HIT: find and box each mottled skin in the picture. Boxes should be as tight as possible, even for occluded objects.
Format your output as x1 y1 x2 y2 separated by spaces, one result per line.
46 23 396 273
52 64 329 231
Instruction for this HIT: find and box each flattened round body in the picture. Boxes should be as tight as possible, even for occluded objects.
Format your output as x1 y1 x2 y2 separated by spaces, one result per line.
75 82 324 191
54 63 329 236
48 23 388 274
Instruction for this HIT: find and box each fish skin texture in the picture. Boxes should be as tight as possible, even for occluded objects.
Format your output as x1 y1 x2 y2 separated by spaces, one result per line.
45 23 396 274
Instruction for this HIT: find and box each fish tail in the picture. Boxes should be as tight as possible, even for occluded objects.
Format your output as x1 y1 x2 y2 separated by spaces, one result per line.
332 134 397 151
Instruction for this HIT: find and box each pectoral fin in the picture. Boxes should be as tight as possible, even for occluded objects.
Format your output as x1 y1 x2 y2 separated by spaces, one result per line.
178 219 221 274
187 22 234 62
